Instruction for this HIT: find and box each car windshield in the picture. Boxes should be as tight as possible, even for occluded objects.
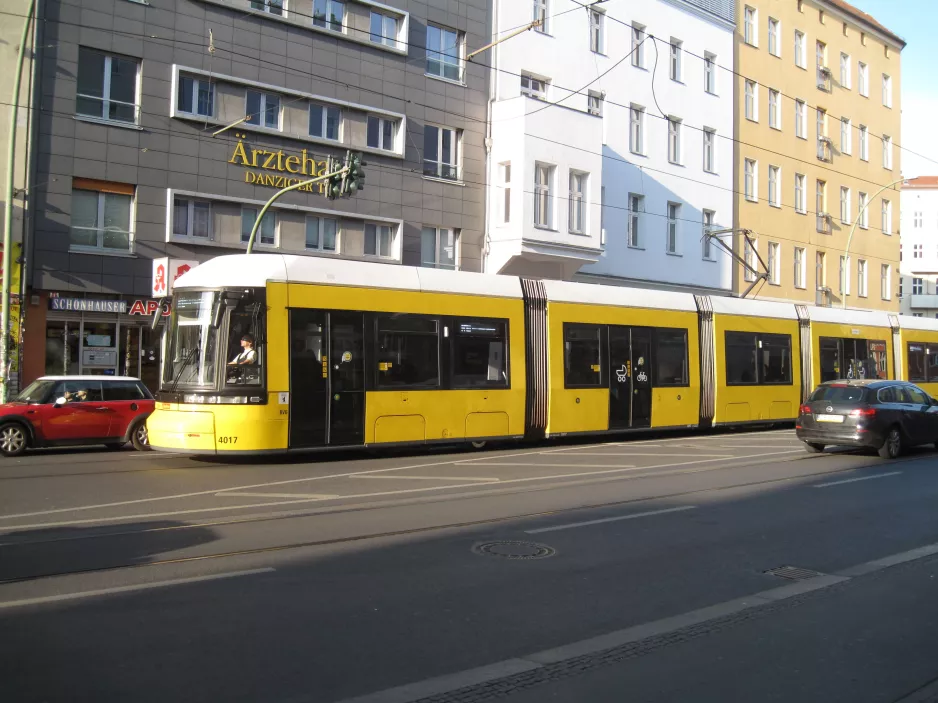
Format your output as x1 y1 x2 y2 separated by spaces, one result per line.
15 379 57 403
810 385 867 403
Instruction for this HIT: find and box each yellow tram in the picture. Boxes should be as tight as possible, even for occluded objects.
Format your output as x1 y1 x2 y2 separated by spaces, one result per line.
147 254 938 455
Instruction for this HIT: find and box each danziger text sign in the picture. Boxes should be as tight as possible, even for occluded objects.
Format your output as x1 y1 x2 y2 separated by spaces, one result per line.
229 139 331 194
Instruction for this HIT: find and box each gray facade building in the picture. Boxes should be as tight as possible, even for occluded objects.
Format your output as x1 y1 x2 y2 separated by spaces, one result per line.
23 0 490 387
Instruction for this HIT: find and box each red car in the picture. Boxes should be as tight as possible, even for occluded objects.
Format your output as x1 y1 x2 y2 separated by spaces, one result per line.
0 376 154 457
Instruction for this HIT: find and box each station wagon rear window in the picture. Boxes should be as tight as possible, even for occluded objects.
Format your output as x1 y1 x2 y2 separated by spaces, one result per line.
810 385 867 403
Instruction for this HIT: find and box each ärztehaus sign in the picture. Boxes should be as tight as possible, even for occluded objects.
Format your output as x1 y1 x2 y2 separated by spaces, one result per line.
228 139 331 194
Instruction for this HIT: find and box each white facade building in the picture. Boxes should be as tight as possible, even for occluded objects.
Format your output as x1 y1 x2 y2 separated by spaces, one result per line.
899 177 938 318
486 0 735 292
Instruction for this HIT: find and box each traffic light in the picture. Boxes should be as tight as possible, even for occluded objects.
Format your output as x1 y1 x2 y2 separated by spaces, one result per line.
325 155 344 200
342 151 365 196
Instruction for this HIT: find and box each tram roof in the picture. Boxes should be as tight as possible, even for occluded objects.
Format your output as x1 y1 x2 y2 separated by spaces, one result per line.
173 255 523 299
707 296 798 320
896 315 938 332
804 305 893 328
542 280 698 312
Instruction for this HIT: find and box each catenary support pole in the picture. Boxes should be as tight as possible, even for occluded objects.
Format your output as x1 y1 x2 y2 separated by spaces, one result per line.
1 0 36 402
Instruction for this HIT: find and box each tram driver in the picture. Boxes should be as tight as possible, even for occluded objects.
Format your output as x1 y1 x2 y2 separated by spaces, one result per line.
228 334 257 366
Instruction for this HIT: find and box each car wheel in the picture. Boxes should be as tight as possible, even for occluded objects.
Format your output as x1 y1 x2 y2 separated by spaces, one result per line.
878 426 902 459
0 423 29 457
803 442 825 453
131 421 150 451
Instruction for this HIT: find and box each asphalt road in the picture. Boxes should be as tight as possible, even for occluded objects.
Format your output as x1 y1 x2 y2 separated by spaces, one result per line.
2 429 938 702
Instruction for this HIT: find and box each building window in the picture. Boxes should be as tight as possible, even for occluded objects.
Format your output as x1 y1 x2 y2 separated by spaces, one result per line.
768 165 780 207
744 80 757 121
370 11 398 47
667 118 682 164
309 103 340 141
882 199 892 234
816 107 826 138
882 74 892 107
426 24 463 82
533 0 549 33
500 162 511 223
744 6 757 46
702 210 714 260
840 255 850 295
670 39 682 81
794 246 805 288
858 62 869 96
840 52 851 88
534 163 554 229
421 227 457 269
794 30 806 68
177 75 213 117
588 91 603 116
520 73 549 100
816 179 829 232
703 128 715 173
840 186 851 225
246 90 280 129
568 171 588 234
816 251 826 290
881 265 891 300
629 105 644 154
631 23 646 68
795 173 806 213
914 244 923 259
795 100 807 139
841 117 852 154
305 216 337 252
173 197 211 239
252 0 284 16
744 238 757 282
744 159 757 202
858 259 868 297
313 0 344 31
859 125 869 161
914 212 922 228
423 125 459 180
768 89 780 129
858 192 869 229
883 135 893 169
816 41 828 90
590 9 604 53
913 277 924 295
70 183 134 252
768 241 780 284
666 202 680 254
366 115 396 151
768 18 780 56
704 52 716 93
76 48 139 124
600 186 606 246
365 223 393 258
241 207 276 246
628 194 643 248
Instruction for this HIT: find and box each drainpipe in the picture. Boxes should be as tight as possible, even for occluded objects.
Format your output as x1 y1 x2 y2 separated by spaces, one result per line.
1 0 36 403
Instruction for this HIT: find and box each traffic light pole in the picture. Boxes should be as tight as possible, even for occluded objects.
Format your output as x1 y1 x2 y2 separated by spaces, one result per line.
244 165 348 255
1 0 36 403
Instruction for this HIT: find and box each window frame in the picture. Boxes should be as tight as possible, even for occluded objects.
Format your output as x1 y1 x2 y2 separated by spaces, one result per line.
882 134 893 170
767 241 780 284
702 209 715 260
240 206 277 247
369 10 398 48
304 215 338 253
667 117 682 164
76 47 140 125
562 323 605 389
841 117 852 155
533 0 549 34
859 124 869 161
768 165 780 208
666 201 680 254
744 158 758 202
881 264 891 301
744 6 757 46
858 62 869 96
308 102 341 141
421 226 458 270
534 162 554 230
520 73 549 100
768 17 780 57
858 192 869 229
423 124 460 181
768 89 780 130
589 9 605 54
669 38 683 81
653 328 690 387
70 185 135 254
795 173 806 213
882 199 892 235
568 171 588 235
704 52 717 94
840 186 851 225
882 73 892 107
703 128 716 173
628 193 643 248
794 246 806 289
744 80 758 121
364 222 394 259
367 114 396 151
631 23 646 68
246 90 281 130
588 91 603 117
172 197 212 240
795 100 807 139
858 259 868 297
177 74 214 118
312 0 344 31
374 314 441 390
795 30 806 68
724 331 794 386
450 318 511 390
629 105 645 155
426 23 464 83
840 52 851 89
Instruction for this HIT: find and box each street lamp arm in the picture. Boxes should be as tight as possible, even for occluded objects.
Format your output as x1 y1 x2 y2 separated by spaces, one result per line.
841 177 905 309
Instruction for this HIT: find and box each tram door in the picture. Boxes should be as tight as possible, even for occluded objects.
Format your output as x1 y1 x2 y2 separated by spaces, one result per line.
289 309 364 448
608 326 652 430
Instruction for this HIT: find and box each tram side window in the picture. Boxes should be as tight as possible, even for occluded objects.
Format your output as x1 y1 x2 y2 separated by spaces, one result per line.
759 333 792 384
375 315 440 388
451 319 509 388
908 344 927 382
654 328 688 386
725 332 758 384
226 301 266 387
564 323 603 388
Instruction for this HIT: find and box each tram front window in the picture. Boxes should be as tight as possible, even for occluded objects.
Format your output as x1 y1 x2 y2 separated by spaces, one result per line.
225 300 265 387
163 291 219 388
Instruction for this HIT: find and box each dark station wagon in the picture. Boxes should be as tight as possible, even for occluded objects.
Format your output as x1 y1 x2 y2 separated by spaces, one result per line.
796 380 938 459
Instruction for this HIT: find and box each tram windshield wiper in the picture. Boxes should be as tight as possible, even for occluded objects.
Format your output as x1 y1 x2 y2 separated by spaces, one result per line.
169 348 198 394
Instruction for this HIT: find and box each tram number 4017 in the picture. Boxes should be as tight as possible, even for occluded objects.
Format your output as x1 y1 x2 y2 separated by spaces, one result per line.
218 436 239 444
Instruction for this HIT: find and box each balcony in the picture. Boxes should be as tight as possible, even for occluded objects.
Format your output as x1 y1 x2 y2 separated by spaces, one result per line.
817 66 832 92
816 213 832 234
817 137 833 162
909 294 938 310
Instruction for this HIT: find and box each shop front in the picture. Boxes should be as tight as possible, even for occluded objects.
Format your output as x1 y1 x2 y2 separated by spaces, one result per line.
39 296 169 392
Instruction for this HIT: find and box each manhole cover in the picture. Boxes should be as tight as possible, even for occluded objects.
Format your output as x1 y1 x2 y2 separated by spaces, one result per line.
764 565 823 581
472 540 556 560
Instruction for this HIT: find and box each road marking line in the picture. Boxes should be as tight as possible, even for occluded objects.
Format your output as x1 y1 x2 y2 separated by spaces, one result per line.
351 475 499 482
717 444 800 448
461 463 639 469
214 492 339 499
0 450 807 531
526 506 697 534
0 568 275 610
813 471 902 488
549 452 732 458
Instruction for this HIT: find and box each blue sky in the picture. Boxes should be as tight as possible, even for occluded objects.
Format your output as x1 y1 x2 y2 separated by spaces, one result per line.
849 0 938 175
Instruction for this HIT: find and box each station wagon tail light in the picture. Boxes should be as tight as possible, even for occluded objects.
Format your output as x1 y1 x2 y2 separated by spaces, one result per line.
849 407 876 418
799 404 811 414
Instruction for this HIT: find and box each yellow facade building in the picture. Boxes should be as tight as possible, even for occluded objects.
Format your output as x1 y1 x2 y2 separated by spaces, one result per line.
733 0 904 311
